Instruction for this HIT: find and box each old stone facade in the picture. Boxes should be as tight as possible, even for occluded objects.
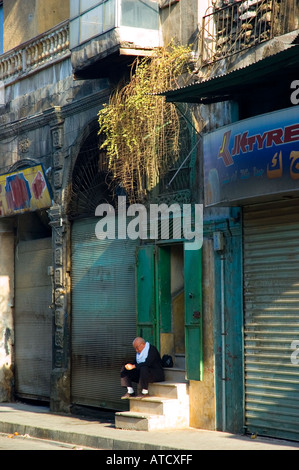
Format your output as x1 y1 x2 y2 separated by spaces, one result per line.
0 0 217 425
0 1 113 412
1 0 298 440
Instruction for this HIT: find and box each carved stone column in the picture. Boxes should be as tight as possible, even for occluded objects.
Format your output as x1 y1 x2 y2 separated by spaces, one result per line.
48 204 71 413
48 113 71 413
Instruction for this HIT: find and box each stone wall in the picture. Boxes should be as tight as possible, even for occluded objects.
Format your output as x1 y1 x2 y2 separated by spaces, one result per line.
3 0 69 52
0 221 14 402
0 44 110 408
159 0 204 48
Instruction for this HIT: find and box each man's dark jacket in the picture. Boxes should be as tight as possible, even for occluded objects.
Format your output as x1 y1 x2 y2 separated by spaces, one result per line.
134 344 165 382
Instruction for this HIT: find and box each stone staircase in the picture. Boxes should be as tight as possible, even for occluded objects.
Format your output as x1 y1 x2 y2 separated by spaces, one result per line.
115 355 189 431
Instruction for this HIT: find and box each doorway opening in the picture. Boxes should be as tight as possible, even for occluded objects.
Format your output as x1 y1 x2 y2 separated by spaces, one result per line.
137 241 203 381
167 244 185 368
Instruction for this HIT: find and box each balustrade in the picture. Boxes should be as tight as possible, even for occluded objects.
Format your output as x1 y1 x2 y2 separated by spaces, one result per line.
0 21 69 81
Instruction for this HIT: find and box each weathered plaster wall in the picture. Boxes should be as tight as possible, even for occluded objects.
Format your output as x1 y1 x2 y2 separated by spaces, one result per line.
3 0 69 52
0 60 73 175
0 221 14 401
160 0 203 47
189 238 216 429
0 48 110 408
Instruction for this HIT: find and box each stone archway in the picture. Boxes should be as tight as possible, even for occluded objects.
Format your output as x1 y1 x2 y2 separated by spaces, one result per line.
67 127 113 221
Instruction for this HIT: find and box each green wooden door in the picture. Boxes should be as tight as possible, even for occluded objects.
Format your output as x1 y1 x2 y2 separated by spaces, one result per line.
137 243 203 381
136 246 171 349
184 244 203 381
136 245 157 346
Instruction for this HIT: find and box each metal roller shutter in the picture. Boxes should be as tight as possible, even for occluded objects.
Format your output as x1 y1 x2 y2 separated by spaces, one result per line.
14 238 53 400
71 217 138 410
243 200 299 441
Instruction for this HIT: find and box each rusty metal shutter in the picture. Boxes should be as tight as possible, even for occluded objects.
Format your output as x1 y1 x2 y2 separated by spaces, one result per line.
71 217 138 410
243 200 299 441
14 238 52 400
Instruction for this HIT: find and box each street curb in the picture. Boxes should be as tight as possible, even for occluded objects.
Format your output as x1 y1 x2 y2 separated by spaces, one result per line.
0 421 176 450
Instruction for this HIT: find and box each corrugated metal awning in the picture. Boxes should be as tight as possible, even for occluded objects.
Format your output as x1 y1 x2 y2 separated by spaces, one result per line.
161 45 299 104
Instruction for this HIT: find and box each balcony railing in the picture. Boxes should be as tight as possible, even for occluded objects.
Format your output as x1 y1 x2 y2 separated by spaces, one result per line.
201 0 299 65
0 20 69 81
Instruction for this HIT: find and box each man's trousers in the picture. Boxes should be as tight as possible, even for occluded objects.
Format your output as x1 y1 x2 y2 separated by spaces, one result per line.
120 365 163 390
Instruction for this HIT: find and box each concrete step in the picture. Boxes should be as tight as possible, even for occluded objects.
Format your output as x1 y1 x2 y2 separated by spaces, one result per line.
174 354 185 369
149 381 188 400
164 367 186 383
115 381 189 431
115 411 165 431
115 408 189 431
115 405 189 431
129 396 183 415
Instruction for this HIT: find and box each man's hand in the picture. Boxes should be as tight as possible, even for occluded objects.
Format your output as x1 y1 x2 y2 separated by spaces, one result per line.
125 363 136 370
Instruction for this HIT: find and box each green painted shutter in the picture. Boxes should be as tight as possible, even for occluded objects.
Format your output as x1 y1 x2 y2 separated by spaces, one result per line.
244 201 299 441
184 244 203 381
71 217 138 410
136 245 157 345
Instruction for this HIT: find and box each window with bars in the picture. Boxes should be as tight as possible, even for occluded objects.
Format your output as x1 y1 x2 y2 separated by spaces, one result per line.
201 0 299 65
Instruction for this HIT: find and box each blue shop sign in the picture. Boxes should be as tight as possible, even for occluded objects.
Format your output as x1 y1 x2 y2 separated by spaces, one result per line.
203 107 299 206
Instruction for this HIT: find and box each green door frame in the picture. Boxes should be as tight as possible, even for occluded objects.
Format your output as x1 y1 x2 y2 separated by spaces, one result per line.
136 245 158 346
137 242 203 380
184 243 203 381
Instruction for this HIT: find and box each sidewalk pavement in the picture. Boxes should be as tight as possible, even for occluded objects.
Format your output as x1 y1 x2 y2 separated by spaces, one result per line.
0 402 298 451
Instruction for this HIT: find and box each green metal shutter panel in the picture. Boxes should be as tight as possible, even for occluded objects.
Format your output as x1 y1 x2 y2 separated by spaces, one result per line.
243 200 299 441
136 245 156 345
184 244 203 381
71 217 138 410
14 238 52 400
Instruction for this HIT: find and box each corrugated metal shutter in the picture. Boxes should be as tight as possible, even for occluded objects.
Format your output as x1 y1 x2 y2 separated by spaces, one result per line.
244 200 299 441
71 217 138 410
14 238 52 400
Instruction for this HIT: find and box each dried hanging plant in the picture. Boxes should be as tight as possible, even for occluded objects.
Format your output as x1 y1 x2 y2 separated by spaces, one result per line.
98 43 193 204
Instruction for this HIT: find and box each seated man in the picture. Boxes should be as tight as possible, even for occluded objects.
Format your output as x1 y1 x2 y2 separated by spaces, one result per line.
120 337 165 399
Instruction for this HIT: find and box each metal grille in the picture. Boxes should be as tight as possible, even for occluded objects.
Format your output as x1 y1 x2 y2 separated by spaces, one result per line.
159 118 191 194
67 130 113 221
14 238 52 400
71 217 138 410
243 200 299 441
201 0 299 65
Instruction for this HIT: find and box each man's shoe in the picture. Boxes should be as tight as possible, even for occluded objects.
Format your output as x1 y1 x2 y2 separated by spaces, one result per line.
121 392 135 399
136 393 149 399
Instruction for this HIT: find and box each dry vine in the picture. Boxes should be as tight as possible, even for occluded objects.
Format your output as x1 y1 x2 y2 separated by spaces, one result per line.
98 44 194 204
